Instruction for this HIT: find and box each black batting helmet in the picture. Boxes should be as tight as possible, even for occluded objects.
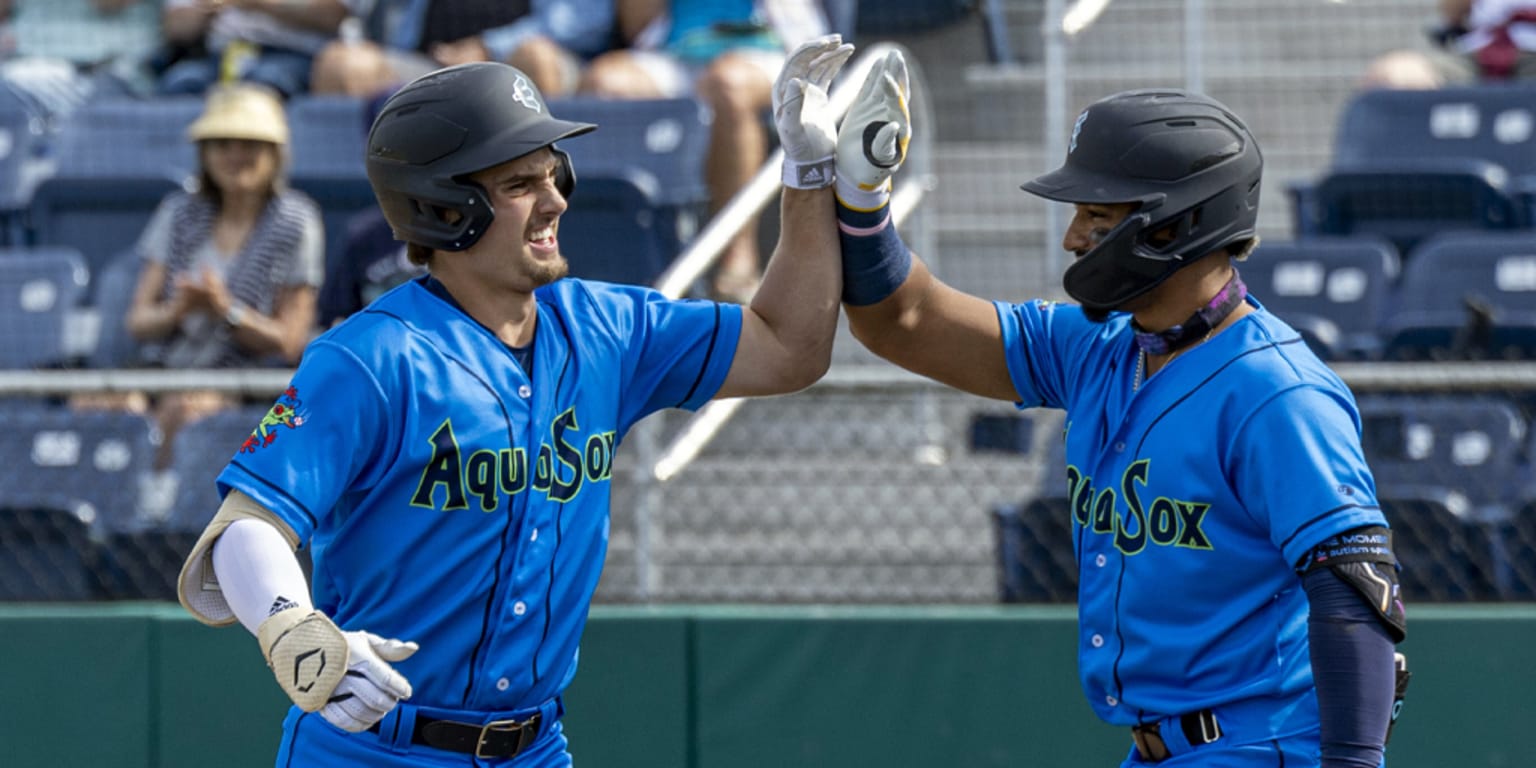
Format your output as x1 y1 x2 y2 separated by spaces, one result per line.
365 62 596 252
1023 89 1262 312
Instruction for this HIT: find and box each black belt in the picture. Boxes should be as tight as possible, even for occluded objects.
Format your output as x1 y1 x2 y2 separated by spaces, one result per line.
368 712 542 758
1130 709 1221 762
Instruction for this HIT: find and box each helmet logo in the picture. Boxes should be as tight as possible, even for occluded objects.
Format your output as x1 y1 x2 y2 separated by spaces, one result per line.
512 75 542 113
1069 110 1088 153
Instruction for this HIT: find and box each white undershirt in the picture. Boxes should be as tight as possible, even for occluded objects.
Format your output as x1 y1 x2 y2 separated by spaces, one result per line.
211 518 314 635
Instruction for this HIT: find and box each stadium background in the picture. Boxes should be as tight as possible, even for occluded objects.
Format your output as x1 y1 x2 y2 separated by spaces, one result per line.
1 0 1535 765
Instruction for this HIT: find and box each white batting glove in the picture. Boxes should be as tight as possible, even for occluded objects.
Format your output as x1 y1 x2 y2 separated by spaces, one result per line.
319 631 419 732
773 34 855 189
836 50 911 210
257 608 418 732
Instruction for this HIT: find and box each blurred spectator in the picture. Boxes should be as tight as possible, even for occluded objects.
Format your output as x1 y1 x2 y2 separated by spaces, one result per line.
308 0 617 99
158 0 361 97
316 208 422 326
577 0 834 302
122 83 322 467
0 0 164 118
1364 0 1536 88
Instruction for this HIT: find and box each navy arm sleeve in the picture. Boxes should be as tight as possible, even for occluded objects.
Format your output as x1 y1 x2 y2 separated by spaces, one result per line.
1304 567 1396 768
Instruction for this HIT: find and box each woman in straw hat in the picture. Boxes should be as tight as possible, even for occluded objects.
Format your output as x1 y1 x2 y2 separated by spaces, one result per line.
125 82 324 468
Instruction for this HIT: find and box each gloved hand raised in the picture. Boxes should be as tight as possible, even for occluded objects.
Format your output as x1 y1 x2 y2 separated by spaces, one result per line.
773 34 855 189
836 50 911 210
257 607 419 732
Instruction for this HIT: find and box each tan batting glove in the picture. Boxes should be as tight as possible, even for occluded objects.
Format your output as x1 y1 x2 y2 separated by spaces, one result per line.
258 608 418 732
835 50 911 211
773 34 855 189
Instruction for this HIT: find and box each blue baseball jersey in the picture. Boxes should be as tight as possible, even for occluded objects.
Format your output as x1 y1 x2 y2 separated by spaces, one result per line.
219 276 740 712
995 296 1386 729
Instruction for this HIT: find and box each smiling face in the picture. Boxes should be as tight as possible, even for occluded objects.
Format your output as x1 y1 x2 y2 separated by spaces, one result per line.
200 138 282 197
436 148 570 293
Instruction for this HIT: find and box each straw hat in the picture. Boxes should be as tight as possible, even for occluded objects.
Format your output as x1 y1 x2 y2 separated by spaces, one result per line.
186 83 290 146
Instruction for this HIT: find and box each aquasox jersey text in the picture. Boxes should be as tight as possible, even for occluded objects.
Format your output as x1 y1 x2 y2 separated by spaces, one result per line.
1067 459 1213 555
410 410 617 511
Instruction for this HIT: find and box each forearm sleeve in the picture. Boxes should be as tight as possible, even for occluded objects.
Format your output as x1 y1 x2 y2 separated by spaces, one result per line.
1304 567 1396 768
211 519 314 636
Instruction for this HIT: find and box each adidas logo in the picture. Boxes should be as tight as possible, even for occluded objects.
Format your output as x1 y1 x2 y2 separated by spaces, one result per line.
799 165 826 185
268 596 300 617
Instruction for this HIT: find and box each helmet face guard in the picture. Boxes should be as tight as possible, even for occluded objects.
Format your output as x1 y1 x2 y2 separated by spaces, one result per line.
366 63 595 252
1023 89 1263 311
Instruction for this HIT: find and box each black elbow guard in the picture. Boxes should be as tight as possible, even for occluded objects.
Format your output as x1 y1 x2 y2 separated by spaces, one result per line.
1297 525 1407 642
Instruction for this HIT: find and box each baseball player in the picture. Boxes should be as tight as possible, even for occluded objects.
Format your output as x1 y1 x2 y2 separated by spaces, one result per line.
834 55 1408 768
175 36 856 765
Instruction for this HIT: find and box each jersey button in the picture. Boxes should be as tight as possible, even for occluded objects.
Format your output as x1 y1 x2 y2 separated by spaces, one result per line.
1095 554 1107 567
496 677 510 691
1113 441 1126 452
513 601 527 616
530 528 538 542
1091 634 1104 648
1106 695 1118 707
518 384 532 398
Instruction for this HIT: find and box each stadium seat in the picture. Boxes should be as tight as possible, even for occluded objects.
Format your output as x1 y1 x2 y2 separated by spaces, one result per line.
1331 85 1536 176
105 405 266 600
1294 160 1525 257
0 82 49 245
0 506 107 601
0 405 159 533
1381 230 1536 360
52 96 204 181
26 175 184 279
0 246 89 369
1292 84 1536 256
288 174 377 276
559 170 687 286
1242 237 1399 360
1358 394 1527 601
162 405 269 532
553 97 712 272
86 248 145 369
286 94 368 178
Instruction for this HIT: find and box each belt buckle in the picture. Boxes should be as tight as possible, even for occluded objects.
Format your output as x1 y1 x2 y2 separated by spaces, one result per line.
1130 722 1171 762
475 717 528 759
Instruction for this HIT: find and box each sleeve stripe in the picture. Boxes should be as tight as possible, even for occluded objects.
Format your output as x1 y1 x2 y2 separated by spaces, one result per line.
677 303 722 408
1280 503 1384 552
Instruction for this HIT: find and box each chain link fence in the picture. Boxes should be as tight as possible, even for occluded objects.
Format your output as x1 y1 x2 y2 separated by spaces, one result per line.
5 0 1535 605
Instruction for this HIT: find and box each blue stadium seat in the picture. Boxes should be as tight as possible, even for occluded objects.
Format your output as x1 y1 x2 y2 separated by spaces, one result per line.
52 96 204 180
1331 85 1536 176
0 246 89 368
0 506 107 601
553 96 712 271
559 170 687 286
1358 394 1527 601
288 175 376 276
167 405 270 532
27 175 184 279
989 413 1078 603
1242 237 1399 360
0 405 159 533
286 94 368 178
104 405 267 600
1293 85 1536 255
87 248 145 369
1381 230 1536 360
1294 160 1525 257
0 82 49 245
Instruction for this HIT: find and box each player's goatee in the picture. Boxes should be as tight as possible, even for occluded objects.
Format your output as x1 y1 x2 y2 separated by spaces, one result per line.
528 256 569 287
